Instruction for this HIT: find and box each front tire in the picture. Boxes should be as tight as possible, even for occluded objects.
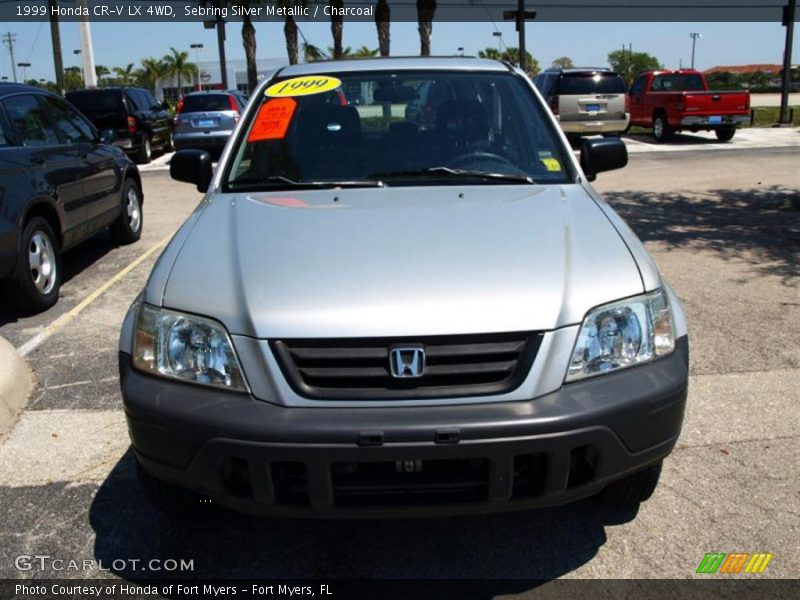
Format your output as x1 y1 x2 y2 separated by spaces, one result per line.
715 126 736 142
164 129 174 152
136 459 203 516
600 460 663 509
110 179 143 245
652 114 672 143
1 217 61 312
135 134 152 164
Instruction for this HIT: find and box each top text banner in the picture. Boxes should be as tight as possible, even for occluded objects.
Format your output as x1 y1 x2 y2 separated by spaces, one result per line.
2 0 796 23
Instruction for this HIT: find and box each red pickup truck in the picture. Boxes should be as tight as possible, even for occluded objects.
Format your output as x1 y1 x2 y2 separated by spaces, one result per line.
628 69 750 142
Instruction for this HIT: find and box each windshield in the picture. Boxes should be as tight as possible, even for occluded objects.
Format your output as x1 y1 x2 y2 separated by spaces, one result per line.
225 69 574 191
65 90 125 113
557 73 626 95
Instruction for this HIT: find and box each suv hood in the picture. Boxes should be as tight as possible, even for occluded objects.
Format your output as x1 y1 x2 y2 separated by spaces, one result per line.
160 185 644 338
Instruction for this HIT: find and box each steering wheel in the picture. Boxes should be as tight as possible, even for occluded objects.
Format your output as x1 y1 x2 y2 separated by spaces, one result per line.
446 151 516 170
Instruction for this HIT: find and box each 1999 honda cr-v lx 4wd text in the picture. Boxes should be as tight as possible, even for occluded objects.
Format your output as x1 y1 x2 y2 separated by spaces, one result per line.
119 58 689 518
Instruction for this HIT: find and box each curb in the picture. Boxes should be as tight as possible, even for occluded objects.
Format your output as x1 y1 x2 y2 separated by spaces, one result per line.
0 335 32 438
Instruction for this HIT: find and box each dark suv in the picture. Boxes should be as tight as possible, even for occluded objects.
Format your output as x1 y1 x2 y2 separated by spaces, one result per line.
65 87 173 164
0 84 143 311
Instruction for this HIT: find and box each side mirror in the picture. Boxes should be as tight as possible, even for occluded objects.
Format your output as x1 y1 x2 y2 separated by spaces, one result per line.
170 149 213 193
98 128 116 145
160 102 170 111
580 137 628 182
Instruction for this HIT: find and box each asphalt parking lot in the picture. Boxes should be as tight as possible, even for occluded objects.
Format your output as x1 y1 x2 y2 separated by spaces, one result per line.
0 133 798 586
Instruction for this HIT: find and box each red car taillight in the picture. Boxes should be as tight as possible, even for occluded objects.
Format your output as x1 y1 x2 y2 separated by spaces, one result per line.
175 97 184 116
228 95 240 123
127 116 136 134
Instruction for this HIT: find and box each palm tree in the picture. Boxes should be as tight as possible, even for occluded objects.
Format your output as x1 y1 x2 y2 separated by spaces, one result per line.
353 46 379 58
113 63 136 85
329 0 344 59
137 57 167 96
327 46 352 59
233 0 265 92
375 0 390 58
284 14 299 65
303 43 327 63
95 65 110 86
477 48 502 60
277 0 303 65
162 47 196 96
416 0 436 56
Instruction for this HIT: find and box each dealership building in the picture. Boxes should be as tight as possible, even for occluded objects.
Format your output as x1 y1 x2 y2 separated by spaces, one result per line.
155 58 287 100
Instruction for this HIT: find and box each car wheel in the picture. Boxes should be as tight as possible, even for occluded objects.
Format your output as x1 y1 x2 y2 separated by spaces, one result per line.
2 217 61 312
715 126 736 142
600 460 663 508
652 115 672 143
136 459 204 516
164 129 175 152
135 134 152 164
110 179 143 245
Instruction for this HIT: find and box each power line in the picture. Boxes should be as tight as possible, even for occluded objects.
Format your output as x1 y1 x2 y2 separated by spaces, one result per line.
24 21 43 63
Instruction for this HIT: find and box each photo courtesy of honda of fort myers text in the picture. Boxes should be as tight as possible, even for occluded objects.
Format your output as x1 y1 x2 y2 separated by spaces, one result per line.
0 0 797 599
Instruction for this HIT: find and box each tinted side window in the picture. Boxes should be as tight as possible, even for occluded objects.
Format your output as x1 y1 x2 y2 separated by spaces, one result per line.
144 91 159 110
42 97 95 144
630 75 647 96
125 90 143 111
3 95 60 147
0 117 10 147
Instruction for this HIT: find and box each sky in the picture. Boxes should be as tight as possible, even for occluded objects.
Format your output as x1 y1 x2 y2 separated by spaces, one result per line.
2 19 798 83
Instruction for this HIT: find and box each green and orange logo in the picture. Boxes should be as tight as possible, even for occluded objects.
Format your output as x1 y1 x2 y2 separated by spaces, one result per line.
696 552 773 574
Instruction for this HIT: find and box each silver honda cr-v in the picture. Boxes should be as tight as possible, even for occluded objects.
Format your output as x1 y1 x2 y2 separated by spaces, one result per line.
119 57 688 519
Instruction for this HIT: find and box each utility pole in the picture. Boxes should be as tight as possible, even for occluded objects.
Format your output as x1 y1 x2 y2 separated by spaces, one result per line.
190 43 203 91
502 0 536 72
77 0 97 87
2 33 17 82
689 32 701 69
204 3 228 90
48 0 64 94
779 0 796 124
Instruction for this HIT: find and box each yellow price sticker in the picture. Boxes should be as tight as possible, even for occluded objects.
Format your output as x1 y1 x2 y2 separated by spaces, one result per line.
265 75 342 98
541 158 562 172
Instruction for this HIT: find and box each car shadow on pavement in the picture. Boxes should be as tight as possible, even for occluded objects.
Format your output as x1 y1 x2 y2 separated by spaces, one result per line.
90 449 637 592
604 185 800 285
624 132 730 145
0 231 117 326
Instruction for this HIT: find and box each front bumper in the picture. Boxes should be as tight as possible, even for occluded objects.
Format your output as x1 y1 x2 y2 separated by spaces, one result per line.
121 336 688 518
679 114 749 127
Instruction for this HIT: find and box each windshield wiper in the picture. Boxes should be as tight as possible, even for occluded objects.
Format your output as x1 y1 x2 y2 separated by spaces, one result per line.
368 167 535 184
228 175 385 190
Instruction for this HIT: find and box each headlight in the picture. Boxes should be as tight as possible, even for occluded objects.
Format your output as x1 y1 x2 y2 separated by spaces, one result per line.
133 304 248 392
566 289 675 382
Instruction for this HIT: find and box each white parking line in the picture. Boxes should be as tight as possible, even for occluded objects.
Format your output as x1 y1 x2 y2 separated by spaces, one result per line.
16 234 172 358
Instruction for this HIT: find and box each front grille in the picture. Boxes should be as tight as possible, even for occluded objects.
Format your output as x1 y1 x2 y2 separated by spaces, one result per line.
271 331 542 400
